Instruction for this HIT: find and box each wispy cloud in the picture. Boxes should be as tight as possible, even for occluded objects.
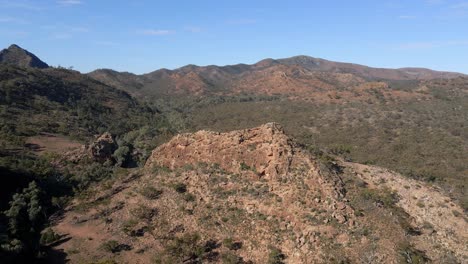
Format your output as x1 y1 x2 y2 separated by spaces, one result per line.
398 15 417 19
0 16 29 24
397 40 468 50
426 0 444 5
52 33 73 39
0 30 28 37
95 41 119 46
450 2 468 9
0 0 44 10
184 26 202 33
226 19 257 25
138 29 174 36
57 0 82 5
70 26 89 32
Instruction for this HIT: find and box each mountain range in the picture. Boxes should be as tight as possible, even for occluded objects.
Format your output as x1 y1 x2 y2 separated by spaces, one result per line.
88 54 465 100
1 44 465 100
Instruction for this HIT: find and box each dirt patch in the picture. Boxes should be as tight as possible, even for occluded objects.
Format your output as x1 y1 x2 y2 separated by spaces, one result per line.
26 133 83 155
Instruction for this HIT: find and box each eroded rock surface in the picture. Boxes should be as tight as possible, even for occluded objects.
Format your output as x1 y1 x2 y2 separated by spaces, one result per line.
148 123 297 179
89 132 117 163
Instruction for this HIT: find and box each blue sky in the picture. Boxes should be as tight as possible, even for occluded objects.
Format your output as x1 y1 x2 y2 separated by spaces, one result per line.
1 0 467 74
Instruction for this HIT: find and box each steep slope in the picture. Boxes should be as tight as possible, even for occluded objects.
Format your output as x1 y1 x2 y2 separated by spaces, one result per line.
49 123 467 263
0 44 49 69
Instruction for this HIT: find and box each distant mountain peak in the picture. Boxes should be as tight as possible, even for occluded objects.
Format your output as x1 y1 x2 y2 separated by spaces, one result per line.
8 44 21 49
0 44 49 69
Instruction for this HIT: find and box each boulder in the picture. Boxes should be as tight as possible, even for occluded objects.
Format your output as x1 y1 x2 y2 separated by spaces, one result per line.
89 132 117 163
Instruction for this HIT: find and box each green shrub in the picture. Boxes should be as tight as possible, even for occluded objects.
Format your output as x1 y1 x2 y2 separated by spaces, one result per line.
184 193 196 202
360 187 399 207
40 228 60 245
100 240 120 253
113 146 130 167
139 186 163 200
268 246 285 264
130 205 157 221
398 242 429 264
152 166 172 174
221 252 244 264
173 183 187 193
240 162 252 171
452 210 461 217
223 237 242 250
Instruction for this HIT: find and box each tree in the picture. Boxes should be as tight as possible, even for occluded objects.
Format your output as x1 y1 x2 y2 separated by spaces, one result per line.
113 145 130 167
2 181 45 258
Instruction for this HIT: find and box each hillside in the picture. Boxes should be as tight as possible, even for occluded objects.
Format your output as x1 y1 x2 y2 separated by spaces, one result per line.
0 45 173 143
0 47 174 263
0 64 155 141
49 124 467 263
88 55 465 99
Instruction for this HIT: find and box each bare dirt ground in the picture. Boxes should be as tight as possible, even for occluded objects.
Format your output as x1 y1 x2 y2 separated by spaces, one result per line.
25 133 83 155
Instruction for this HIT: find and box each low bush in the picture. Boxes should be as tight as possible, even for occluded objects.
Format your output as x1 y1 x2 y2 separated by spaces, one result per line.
139 186 163 200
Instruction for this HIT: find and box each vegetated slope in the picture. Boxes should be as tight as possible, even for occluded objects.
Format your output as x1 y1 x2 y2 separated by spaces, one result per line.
0 53 174 262
86 69 145 97
88 55 465 99
0 45 174 157
0 64 159 141
50 124 467 263
0 44 49 69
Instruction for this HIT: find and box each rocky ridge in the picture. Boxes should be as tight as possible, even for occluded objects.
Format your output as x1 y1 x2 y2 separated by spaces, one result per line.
50 124 467 263
146 122 354 221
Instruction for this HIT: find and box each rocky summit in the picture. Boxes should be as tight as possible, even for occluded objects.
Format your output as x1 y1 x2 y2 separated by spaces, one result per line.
0 44 49 69
148 123 301 180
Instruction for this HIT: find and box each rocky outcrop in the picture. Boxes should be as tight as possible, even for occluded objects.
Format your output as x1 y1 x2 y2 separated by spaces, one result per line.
146 123 352 217
53 123 468 263
89 132 117 163
146 122 295 179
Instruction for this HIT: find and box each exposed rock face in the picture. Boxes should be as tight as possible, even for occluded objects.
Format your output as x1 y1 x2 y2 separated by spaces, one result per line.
146 122 349 204
147 123 295 179
89 132 117 163
0 44 49 69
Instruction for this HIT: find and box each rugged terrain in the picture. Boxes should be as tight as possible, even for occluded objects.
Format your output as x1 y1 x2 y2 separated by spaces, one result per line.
0 44 467 263
49 124 467 263
88 49 468 212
